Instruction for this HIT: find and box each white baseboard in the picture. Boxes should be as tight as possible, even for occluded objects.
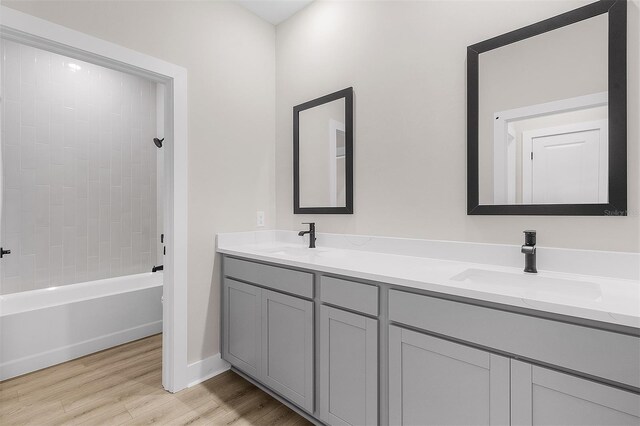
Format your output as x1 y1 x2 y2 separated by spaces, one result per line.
0 321 162 381
187 353 230 387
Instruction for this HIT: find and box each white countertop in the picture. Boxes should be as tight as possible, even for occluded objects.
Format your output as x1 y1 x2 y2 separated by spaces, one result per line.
216 231 640 329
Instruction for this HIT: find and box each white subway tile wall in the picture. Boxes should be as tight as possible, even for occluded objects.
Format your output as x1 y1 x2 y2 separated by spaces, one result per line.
1 40 159 295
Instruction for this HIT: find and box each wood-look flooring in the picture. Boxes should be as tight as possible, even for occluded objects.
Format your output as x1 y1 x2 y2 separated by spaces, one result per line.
0 334 312 425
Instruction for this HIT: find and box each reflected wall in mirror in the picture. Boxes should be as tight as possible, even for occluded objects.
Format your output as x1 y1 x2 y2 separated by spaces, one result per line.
294 87 353 214
468 0 627 215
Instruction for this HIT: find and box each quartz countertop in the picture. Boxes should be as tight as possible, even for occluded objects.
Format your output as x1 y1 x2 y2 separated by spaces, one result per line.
217 232 640 330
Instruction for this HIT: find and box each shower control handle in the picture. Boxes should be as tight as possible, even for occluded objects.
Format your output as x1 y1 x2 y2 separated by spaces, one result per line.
0 248 11 259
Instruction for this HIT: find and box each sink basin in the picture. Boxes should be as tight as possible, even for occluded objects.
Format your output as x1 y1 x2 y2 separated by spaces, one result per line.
256 246 348 261
259 246 329 258
261 247 312 257
450 268 602 302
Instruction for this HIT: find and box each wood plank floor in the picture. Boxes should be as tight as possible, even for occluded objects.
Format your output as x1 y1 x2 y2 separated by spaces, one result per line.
0 334 312 425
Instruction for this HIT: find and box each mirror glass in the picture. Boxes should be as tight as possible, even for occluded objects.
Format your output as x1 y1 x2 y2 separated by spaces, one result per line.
299 98 347 208
478 13 608 206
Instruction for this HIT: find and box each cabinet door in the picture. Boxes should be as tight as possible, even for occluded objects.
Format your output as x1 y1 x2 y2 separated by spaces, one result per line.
261 289 314 413
320 305 378 426
511 360 640 426
223 278 262 379
389 325 510 426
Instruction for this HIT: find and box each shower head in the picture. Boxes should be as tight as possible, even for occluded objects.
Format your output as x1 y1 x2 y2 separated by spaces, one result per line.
153 137 164 148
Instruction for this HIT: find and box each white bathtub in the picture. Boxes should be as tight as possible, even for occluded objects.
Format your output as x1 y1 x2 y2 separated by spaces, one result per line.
0 273 163 381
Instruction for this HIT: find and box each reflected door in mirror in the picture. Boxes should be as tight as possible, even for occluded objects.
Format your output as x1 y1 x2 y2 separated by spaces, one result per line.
525 120 608 204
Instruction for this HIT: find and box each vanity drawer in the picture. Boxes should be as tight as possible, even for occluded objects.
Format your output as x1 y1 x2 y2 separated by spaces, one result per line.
224 257 313 299
320 276 378 316
389 289 640 389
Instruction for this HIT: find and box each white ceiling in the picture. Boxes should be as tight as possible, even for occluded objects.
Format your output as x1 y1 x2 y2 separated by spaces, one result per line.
236 0 314 25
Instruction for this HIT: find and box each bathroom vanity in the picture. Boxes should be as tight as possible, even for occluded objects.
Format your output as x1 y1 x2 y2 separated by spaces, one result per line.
217 231 640 426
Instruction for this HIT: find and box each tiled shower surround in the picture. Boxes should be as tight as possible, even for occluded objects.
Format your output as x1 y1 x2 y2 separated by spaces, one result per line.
1 40 160 294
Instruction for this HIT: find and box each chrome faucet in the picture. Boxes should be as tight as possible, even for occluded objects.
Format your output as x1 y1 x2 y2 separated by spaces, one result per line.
298 222 316 249
521 230 537 273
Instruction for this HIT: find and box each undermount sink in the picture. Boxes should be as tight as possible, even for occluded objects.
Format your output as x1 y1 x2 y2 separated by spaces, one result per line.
450 268 602 302
259 246 328 257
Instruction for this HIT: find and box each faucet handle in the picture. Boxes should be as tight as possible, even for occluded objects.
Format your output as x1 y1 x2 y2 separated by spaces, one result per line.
523 230 536 245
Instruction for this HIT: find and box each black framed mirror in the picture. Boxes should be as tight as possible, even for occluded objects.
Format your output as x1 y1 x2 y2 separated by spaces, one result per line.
294 87 354 214
467 0 626 215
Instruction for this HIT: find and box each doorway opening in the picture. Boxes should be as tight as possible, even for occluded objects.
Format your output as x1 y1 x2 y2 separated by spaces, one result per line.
0 7 188 392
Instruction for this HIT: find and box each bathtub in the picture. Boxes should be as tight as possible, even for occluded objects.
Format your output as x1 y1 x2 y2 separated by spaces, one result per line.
0 272 163 381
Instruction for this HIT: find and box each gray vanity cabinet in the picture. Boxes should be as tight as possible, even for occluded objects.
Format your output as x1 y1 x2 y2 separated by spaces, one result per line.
511 360 640 426
222 256 640 426
261 289 314 413
320 305 378 426
389 325 510 426
222 269 314 414
222 278 262 379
